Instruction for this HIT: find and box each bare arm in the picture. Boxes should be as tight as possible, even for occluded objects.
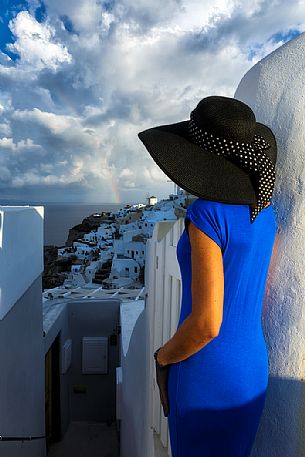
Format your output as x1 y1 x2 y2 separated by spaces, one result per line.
156 219 224 366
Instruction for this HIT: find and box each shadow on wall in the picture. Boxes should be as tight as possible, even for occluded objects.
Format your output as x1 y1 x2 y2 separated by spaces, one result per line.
251 376 305 457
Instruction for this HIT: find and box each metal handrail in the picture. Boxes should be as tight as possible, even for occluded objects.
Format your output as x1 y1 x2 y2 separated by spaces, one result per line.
0 435 46 442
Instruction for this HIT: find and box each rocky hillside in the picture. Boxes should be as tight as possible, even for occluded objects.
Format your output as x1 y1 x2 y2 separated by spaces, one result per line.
43 212 116 290
43 245 67 291
65 212 115 247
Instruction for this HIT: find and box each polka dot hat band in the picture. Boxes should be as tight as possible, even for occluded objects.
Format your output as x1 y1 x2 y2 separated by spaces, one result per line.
188 110 276 224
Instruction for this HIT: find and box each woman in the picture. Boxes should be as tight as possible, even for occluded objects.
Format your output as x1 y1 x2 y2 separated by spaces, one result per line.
138 95 277 456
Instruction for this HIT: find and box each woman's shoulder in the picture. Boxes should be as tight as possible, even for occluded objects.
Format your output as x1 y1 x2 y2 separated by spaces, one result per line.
189 197 227 213
186 198 226 226
188 198 248 224
185 198 225 249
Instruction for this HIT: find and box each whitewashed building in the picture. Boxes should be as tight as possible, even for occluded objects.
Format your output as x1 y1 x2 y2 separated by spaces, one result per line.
121 228 143 242
84 260 103 282
72 241 95 259
119 221 142 234
83 230 98 243
110 256 140 282
124 241 146 267
71 264 83 274
147 195 158 205
95 224 116 241
57 246 76 257
65 270 87 287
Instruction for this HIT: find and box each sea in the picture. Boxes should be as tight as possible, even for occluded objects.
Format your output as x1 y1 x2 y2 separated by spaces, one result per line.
0 201 132 247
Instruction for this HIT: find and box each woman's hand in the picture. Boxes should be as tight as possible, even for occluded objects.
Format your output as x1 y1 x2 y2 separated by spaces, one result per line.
154 348 170 417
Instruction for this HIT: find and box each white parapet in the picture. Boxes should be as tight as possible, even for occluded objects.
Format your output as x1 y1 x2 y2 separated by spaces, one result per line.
235 32 305 457
0 206 44 319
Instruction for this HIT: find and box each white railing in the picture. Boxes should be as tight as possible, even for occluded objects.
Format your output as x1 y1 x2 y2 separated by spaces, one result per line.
145 217 183 456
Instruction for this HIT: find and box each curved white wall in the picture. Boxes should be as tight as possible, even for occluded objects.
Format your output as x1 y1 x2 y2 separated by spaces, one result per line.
235 32 305 457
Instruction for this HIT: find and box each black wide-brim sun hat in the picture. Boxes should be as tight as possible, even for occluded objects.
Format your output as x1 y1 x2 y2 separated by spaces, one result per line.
137 96 277 205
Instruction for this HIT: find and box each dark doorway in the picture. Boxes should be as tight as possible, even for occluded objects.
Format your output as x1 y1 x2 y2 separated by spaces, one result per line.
45 333 61 452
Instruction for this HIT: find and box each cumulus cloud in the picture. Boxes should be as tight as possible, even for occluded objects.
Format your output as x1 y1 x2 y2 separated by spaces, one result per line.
7 11 72 71
0 0 304 202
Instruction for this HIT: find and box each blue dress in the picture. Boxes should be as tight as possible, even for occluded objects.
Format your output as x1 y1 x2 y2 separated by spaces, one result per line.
167 197 277 457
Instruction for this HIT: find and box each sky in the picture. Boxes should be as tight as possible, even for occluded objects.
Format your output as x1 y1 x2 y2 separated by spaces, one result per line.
0 1 304 204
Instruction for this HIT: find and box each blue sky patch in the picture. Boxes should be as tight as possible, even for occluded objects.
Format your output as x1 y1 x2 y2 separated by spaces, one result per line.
247 29 301 60
247 42 263 60
0 0 29 60
0 0 46 61
270 29 300 43
35 1 47 23
60 14 76 34
102 1 115 12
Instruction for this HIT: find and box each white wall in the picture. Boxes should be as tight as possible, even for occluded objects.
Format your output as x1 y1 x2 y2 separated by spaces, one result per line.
0 206 44 319
235 32 305 457
0 206 45 456
67 299 120 423
0 276 46 457
119 300 152 457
